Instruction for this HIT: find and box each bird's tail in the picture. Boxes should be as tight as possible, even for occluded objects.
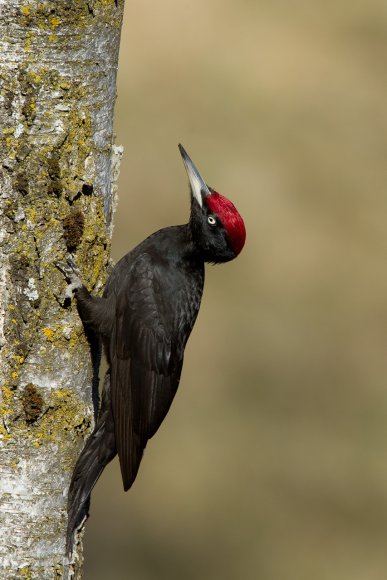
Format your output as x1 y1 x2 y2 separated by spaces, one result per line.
66 372 116 555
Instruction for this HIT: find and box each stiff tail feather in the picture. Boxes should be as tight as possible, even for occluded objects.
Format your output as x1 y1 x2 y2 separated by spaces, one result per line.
66 373 116 555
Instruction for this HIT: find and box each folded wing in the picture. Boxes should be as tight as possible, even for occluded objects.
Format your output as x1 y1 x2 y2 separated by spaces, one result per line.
110 253 187 491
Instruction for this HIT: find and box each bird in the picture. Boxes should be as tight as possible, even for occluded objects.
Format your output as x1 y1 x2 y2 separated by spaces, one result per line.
60 144 246 554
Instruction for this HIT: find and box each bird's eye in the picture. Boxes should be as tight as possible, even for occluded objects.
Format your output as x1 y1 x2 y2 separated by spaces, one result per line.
207 215 216 226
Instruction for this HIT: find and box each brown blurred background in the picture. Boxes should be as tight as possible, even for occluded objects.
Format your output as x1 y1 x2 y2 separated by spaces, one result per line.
85 1 387 578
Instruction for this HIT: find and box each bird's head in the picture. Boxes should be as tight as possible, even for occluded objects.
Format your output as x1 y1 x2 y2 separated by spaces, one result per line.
179 144 246 263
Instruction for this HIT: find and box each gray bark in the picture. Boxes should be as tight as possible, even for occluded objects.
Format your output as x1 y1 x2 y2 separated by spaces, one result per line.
0 1 125 577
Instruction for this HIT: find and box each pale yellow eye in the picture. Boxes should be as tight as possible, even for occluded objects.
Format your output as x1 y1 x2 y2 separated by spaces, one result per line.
208 215 216 226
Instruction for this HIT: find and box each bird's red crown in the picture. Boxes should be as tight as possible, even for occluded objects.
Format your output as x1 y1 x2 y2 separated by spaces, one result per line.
206 192 246 256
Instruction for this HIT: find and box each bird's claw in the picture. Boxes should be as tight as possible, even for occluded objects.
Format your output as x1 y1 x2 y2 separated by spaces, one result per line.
56 257 81 283
56 257 83 299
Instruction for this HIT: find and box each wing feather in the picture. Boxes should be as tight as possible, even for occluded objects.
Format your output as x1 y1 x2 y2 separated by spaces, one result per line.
110 253 189 491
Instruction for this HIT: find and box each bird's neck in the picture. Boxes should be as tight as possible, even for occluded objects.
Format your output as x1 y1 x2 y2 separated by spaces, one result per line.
174 223 204 264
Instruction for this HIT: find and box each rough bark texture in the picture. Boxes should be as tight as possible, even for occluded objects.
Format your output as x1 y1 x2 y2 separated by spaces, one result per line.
0 1 125 577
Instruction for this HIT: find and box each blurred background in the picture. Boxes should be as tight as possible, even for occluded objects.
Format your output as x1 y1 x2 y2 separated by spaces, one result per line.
85 1 387 578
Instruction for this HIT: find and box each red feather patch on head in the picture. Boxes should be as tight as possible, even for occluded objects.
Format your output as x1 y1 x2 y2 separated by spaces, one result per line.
206 191 246 256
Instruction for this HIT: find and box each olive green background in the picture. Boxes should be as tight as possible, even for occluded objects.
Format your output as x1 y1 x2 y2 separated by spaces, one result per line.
85 1 387 578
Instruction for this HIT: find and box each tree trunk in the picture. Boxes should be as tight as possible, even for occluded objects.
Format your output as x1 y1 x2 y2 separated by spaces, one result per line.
0 1 125 577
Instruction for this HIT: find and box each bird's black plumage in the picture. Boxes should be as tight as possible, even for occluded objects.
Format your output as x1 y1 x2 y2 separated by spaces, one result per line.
65 145 246 553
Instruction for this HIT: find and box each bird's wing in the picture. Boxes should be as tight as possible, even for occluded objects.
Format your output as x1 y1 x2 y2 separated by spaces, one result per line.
110 253 189 491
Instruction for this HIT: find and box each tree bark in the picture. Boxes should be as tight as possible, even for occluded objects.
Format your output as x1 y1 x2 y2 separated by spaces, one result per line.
0 1 125 577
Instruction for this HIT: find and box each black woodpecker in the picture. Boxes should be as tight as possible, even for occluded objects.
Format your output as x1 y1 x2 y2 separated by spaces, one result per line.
61 144 246 553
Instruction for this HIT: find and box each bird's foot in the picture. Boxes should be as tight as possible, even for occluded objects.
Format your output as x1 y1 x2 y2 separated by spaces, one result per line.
56 257 83 299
